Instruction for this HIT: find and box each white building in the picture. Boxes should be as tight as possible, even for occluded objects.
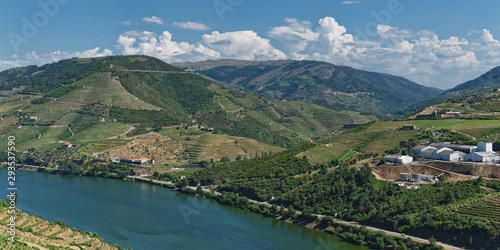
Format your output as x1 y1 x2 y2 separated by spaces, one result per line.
464 142 499 162
465 152 500 162
432 148 465 161
384 155 413 164
477 142 493 152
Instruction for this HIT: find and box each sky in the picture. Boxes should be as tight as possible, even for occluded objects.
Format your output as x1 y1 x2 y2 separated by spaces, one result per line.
1 0 500 90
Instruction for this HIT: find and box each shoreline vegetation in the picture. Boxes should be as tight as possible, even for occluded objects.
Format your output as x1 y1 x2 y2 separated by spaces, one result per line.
8 165 444 250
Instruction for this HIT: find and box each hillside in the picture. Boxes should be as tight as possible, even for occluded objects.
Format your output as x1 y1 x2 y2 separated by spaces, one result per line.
407 66 500 112
0 200 120 250
183 115 500 249
410 90 500 120
174 59 441 116
0 55 374 162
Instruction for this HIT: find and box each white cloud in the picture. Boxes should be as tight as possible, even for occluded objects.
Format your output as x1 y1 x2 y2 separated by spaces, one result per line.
3 16 499 91
142 16 164 25
202 31 286 60
117 31 220 62
116 29 286 62
341 1 361 4
268 18 319 52
172 21 211 31
268 17 500 89
0 47 112 72
119 21 131 26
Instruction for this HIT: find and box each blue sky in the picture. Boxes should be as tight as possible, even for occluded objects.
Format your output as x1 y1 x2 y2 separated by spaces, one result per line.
1 0 500 89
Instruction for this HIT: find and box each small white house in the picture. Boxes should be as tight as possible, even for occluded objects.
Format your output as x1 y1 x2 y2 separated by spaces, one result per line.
384 155 413 164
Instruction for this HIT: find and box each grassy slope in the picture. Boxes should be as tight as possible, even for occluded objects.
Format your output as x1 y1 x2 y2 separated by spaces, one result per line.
58 72 160 110
203 84 373 144
160 126 283 161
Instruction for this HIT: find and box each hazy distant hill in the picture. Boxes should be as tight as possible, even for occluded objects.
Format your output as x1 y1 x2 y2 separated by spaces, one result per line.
174 59 441 115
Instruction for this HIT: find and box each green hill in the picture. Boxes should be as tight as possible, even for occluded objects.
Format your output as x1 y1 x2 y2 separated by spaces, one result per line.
0 55 374 154
407 66 500 113
174 59 441 116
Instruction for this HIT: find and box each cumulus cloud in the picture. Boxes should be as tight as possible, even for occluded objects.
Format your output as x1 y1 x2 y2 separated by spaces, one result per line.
5 16 498 90
142 16 164 25
116 29 286 62
268 18 319 51
268 16 500 89
0 47 112 72
202 30 286 60
117 31 220 62
172 21 211 31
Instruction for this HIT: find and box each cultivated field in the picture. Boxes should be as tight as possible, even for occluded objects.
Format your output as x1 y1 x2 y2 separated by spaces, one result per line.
447 193 500 222
0 206 119 250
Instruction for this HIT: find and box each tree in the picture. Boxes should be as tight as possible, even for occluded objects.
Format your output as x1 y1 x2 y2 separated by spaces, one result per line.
428 236 436 246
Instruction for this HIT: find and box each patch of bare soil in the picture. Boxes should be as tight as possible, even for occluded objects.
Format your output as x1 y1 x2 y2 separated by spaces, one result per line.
372 163 474 182
106 133 184 164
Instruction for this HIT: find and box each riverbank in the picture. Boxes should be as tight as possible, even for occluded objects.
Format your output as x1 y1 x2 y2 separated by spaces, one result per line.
128 175 456 249
0 201 124 250
12 166 449 249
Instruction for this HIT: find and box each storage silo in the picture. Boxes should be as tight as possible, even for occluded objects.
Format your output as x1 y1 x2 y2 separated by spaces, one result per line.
413 174 422 182
400 173 411 181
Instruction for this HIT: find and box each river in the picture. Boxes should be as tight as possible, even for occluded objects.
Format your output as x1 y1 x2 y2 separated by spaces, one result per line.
1 169 366 250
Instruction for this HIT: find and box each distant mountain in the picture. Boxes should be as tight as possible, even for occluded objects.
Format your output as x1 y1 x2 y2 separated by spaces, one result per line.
428 87 444 94
446 66 500 95
0 55 374 149
174 60 441 115
406 66 500 113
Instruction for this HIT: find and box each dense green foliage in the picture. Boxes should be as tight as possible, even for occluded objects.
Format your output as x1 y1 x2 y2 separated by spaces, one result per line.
109 107 189 126
324 221 442 250
211 115 294 148
191 143 316 186
115 71 214 114
187 145 500 249
0 58 108 93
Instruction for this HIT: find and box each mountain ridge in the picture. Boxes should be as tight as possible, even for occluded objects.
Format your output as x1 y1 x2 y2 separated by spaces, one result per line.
174 59 442 116
0 55 374 150
406 65 500 113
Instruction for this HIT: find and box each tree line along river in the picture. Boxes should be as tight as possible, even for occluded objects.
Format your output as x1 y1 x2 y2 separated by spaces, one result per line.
0 169 366 250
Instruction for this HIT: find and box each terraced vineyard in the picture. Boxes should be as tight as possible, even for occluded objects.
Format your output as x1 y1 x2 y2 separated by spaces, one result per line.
447 193 500 221
0 204 120 249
